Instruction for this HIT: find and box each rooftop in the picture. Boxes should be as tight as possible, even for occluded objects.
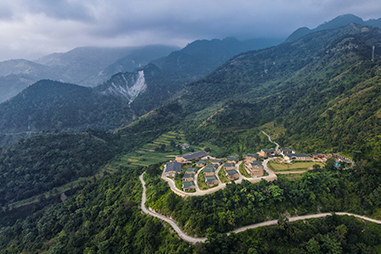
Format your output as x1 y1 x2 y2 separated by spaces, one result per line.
206 163 218 169
182 181 195 189
182 173 194 180
185 167 198 174
203 167 215 174
250 161 263 166
179 150 208 161
227 155 239 161
224 162 235 168
205 175 218 183
165 161 182 173
289 153 311 158
225 169 239 177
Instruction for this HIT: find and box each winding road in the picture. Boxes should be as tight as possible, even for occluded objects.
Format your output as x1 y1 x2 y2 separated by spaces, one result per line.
261 130 280 151
140 172 381 244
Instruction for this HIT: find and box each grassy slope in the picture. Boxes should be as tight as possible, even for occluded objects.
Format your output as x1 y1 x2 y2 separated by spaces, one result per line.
268 160 325 171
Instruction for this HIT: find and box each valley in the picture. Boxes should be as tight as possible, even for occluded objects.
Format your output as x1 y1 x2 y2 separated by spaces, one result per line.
2 16 381 253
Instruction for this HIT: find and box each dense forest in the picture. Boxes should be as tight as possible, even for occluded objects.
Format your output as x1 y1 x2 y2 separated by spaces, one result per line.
143 159 381 236
2 161 381 253
0 132 120 205
2 23 381 252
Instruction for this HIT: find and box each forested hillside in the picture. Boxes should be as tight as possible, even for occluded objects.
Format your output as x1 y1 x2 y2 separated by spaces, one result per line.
3 23 381 253
0 80 136 147
2 161 381 252
0 37 282 148
0 132 120 206
119 24 381 160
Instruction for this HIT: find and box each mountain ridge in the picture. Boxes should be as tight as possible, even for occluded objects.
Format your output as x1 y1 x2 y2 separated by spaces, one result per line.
286 14 381 42
119 23 381 160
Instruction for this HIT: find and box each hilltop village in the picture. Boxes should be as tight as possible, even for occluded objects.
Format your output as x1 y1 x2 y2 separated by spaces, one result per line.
163 148 353 194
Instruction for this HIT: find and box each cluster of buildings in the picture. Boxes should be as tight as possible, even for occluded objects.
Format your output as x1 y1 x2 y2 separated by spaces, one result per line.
258 148 352 166
181 167 197 191
164 146 352 192
224 155 240 180
258 148 314 162
203 163 219 186
243 154 264 177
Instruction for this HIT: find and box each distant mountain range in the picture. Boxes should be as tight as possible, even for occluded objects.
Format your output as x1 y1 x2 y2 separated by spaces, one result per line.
0 37 284 147
286 14 381 42
1 14 381 149
0 37 282 104
0 45 179 103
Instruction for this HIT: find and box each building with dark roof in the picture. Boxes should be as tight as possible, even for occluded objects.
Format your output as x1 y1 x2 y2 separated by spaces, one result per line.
258 149 275 157
175 150 208 163
165 161 182 177
211 159 224 166
226 155 239 163
182 173 195 182
203 166 215 176
224 162 236 170
279 148 296 155
225 169 239 180
205 175 219 186
182 181 196 191
185 167 198 174
196 160 208 167
243 153 259 162
245 161 264 177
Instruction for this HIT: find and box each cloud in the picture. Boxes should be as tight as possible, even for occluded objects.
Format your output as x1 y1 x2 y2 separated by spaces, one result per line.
0 0 381 61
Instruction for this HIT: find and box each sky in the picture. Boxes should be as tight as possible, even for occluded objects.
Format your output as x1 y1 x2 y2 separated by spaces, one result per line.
0 0 381 61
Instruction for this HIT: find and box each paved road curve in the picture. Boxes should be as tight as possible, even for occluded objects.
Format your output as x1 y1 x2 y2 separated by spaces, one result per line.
140 172 381 244
140 173 207 243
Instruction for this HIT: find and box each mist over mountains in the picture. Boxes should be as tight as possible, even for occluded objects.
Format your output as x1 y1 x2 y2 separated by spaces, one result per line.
0 45 179 103
2 12 381 253
1 14 381 148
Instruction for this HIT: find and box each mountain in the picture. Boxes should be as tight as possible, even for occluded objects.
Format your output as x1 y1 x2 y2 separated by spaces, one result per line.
120 23 381 159
0 60 187 147
0 59 62 103
154 37 282 84
286 14 381 42
36 45 179 86
0 45 178 103
0 36 284 147
3 23 381 253
0 79 136 147
82 45 181 86
0 36 280 104
98 37 283 117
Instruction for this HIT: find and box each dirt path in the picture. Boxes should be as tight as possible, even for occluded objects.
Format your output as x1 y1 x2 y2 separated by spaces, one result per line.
140 172 381 244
